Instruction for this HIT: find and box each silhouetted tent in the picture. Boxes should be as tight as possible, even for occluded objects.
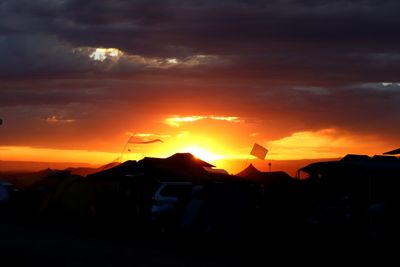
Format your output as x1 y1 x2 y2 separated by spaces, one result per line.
300 154 398 176
30 170 72 192
340 154 371 162
39 175 92 221
300 156 369 184
236 164 292 187
235 164 304 230
7 168 65 190
298 154 400 236
236 163 262 178
137 153 230 182
299 154 400 203
341 154 400 171
84 153 235 227
236 163 293 222
86 160 154 225
299 161 340 174
88 153 232 182
15 170 78 218
383 148 400 155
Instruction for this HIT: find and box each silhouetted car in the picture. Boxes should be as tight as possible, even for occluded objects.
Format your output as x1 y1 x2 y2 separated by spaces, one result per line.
151 182 193 225
0 180 16 204
0 180 18 217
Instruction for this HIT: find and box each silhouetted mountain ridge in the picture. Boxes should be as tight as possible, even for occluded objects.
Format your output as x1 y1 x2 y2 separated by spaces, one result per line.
0 160 95 172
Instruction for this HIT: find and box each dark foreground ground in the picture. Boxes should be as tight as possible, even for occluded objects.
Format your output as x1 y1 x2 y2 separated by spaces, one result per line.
0 219 391 267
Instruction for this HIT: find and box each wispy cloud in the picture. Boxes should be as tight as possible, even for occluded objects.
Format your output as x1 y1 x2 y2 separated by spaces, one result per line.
164 116 205 126
125 132 171 138
266 128 387 160
45 116 76 123
209 116 243 123
165 115 243 127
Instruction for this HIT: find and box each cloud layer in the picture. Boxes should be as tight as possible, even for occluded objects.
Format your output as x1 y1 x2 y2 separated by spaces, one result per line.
1 0 399 155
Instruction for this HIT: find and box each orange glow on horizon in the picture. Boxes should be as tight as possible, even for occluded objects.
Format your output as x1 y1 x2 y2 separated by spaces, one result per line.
0 146 118 165
0 113 394 174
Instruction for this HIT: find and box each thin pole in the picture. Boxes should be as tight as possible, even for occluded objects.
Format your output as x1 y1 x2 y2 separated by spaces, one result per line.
244 156 251 169
118 139 130 163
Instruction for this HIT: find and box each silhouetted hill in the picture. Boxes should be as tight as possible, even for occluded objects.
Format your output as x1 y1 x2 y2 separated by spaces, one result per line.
0 160 94 172
66 162 120 176
0 168 65 189
0 158 339 179
0 161 122 188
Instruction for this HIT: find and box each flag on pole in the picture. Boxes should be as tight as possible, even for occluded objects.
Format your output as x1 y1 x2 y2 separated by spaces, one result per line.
250 143 268 160
127 136 163 144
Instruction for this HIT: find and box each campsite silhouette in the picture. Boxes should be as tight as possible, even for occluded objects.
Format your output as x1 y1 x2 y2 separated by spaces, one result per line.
0 150 395 266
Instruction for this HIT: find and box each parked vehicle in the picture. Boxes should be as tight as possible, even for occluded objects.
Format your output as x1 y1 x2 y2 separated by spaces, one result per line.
151 182 193 224
0 180 19 218
0 180 16 203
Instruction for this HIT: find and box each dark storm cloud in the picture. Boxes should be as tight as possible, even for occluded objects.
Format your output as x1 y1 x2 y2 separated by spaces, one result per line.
1 1 400 70
1 0 400 80
0 34 94 77
1 0 400 149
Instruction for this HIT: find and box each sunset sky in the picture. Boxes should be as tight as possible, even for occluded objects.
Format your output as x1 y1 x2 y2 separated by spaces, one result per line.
1 0 399 172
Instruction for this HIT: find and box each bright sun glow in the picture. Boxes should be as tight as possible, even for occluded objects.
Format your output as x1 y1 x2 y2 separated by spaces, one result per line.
179 146 222 162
